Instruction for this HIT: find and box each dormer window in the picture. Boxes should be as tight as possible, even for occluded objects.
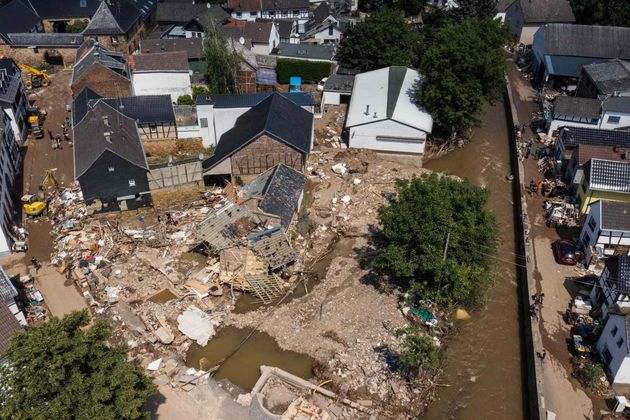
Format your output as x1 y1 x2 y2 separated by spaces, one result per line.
108 166 114 172
104 132 111 142
102 116 109 126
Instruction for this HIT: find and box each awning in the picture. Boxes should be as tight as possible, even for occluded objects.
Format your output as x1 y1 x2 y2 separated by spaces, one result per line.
256 68 277 86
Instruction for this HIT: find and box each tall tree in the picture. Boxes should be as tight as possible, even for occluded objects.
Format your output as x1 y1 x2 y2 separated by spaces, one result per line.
373 173 499 307
450 0 498 20
418 17 510 131
336 8 424 71
571 0 630 27
0 310 156 419
204 24 241 94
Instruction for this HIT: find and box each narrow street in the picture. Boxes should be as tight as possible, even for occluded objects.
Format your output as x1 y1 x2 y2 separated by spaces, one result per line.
0 69 86 318
508 65 599 418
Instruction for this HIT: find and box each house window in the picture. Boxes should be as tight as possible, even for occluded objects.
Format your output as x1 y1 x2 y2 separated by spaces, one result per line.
251 11 258 16
200 118 208 128
602 346 613 365
617 337 624 349
293 10 299 16
608 116 621 124
128 179 136 187
588 216 596 232
108 166 114 172
581 232 590 250
328 26 333 36
236 11 242 17
612 325 619 337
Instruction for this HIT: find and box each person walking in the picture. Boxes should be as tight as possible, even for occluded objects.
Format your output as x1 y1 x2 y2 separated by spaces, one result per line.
31 256 41 273
537 349 547 363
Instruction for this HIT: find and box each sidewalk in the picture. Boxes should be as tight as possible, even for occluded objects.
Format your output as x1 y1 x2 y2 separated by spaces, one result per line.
507 65 597 419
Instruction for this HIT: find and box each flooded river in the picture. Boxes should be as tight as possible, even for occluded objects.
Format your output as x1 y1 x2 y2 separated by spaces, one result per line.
423 102 525 419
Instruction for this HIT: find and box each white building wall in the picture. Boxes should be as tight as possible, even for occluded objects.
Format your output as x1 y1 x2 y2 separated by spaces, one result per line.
349 119 427 155
131 72 192 102
313 25 342 44
322 91 340 106
600 111 630 130
597 314 630 384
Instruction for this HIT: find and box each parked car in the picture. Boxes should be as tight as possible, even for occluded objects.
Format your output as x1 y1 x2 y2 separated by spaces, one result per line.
552 239 579 265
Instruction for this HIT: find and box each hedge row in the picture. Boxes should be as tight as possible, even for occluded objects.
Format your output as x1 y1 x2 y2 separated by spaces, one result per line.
276 58 331 84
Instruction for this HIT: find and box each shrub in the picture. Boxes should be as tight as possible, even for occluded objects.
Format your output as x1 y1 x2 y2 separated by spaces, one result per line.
396 324 441 376
177 94 194 105
576 359 606 391
276 58 331 84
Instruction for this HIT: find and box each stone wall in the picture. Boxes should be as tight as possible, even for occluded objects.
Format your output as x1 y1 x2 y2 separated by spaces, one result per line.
0 44 78 67
231 134 303 176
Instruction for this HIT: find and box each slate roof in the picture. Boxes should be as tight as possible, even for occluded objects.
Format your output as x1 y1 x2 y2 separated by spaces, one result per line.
84 0 143 35
272 42 336 61
223 21 274 45
29 0 100 18
601 201 630 232
125 0 158 18
72 43 130 84
518 0 574 24
324 74 354 92
585 158 630 193
0 0 41 43
131 51 189 72
0 268 17 304
73 101 148 179
541 24 630 60
202 93 313 171
155 2 228 25
313 2 332 24
582 60 630 96
605 256 630 294
559 127 630 148
0 302 21 355
6 32 83 47
196 92 314 108
553 96 601 120
257 18 293 39
227 0 309 11
0 58 22 108
602 96 630 114
96 95 176 124
246 163 306 228
72 86 103 126
140 38 204 60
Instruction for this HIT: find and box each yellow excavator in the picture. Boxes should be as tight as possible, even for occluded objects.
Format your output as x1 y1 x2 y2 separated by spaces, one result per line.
21 170 58 217
17 64 50 89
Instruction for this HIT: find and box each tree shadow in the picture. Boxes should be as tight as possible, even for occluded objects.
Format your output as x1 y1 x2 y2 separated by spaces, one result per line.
354 224 411 294
145 391 167 420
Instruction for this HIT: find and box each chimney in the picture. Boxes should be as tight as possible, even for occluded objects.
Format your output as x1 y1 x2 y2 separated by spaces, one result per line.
373 112 377 118
364 104 369 115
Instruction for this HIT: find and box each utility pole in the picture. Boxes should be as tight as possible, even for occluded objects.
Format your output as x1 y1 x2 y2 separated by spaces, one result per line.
443 232 450 262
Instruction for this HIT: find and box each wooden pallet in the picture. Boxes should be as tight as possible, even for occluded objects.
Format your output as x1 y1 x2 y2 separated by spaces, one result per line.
245 274 284 304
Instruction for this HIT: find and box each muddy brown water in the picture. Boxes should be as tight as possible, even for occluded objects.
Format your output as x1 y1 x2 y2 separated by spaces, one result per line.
185 326 316 391
423 102 524 419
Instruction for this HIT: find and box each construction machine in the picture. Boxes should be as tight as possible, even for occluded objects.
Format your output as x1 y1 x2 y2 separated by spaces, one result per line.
21 169 58 217
17 64 50 89
27 107 46 139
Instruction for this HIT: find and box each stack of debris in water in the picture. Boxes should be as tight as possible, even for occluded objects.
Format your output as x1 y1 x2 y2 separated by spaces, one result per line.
194 164 306 304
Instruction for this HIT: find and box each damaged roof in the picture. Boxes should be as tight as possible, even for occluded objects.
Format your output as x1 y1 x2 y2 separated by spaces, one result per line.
202 93 313 171
247 226 296 270
246 164 306 229
73 101 148 179
196 201 259 251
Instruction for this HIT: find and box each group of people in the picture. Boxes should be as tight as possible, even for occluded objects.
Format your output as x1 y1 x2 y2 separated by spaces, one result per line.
528 179 550 197
48 117 72 149
529 293 545 321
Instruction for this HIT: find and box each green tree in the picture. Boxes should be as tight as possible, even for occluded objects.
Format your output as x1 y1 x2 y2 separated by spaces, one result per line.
204 24 240 93
449 0 497 20
396 0 425 17
192 85 210 100
396 325 441 376
418 17 509 131
336 8 424 71
373 173 499 307
177 94 194 105
571 0 630 27
65 19 88 33
0 310 156 419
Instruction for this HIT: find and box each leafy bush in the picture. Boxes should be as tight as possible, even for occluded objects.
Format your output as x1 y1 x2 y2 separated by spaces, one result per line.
66 20 88 33
177 94 194 105
576 360 606 391
276 58 331 84
396 325 441 376
192 85 209 100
